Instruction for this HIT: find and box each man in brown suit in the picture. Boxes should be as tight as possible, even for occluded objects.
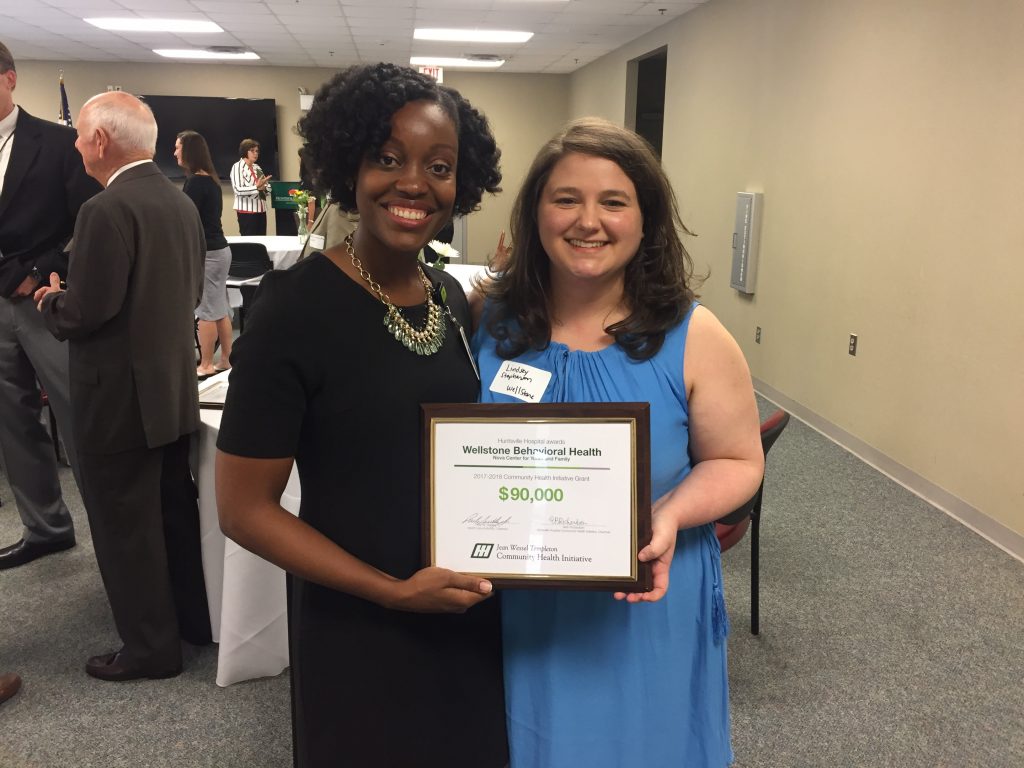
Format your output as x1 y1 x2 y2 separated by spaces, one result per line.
35 91 211 681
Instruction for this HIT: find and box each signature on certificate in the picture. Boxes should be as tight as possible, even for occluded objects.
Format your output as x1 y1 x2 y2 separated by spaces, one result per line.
547 515 586 529
462 513 513 529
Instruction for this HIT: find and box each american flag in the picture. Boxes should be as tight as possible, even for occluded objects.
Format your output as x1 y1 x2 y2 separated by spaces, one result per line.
58 71 72 127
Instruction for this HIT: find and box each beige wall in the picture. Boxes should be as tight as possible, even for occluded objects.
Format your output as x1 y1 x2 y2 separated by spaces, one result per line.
571 0 1024 536
9 60 568 255
444 72 570 262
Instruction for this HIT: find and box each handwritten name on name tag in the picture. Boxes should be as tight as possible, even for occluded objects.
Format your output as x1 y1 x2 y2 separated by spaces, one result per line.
488 360 551 403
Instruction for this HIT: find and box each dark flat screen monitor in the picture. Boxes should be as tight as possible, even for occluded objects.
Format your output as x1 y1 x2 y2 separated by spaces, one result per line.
141 94 278 181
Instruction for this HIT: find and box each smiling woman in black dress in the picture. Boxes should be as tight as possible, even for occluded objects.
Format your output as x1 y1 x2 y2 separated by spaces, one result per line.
215 63 506 767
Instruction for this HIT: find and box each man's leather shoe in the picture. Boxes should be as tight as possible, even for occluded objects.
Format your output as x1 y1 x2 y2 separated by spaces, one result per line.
0 672 21 705
0 537 75 570
85 650 181 682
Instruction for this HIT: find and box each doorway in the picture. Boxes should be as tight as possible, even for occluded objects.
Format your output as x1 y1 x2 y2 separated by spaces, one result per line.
626 48 667 157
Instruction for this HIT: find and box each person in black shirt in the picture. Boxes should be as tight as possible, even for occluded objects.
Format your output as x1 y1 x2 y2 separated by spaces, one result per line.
215 63 506 768
174 130 232 377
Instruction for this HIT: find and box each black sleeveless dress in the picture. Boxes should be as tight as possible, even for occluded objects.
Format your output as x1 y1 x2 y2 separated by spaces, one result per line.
218 254 507 767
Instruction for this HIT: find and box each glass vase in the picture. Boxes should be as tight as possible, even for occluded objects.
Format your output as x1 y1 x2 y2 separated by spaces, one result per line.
295 211 310 245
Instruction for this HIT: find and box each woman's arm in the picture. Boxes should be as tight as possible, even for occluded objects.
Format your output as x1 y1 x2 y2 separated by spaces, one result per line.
253 164 271 192
616 306 764 603
216 451 494 613
468 286 486 334
664 306 764 528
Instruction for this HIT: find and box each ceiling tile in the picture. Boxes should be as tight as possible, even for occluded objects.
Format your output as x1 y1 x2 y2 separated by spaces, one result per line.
1 0 707 72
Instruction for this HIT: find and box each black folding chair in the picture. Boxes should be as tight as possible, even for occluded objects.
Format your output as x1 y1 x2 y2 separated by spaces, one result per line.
226 242 273 332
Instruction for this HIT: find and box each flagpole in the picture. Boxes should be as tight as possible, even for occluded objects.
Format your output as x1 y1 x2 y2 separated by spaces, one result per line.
58 69 72 127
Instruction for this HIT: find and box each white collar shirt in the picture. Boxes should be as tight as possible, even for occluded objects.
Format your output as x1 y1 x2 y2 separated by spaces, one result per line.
106 158 153 187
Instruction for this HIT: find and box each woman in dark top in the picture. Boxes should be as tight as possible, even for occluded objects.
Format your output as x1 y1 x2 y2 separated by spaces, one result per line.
174 130 232 377
215 63 506 768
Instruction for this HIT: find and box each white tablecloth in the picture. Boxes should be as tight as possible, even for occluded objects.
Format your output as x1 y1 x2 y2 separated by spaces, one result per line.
444 263 487 293
196 372 298 686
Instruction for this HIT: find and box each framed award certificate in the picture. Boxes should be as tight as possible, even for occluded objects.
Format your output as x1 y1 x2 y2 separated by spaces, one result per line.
422 403 652 592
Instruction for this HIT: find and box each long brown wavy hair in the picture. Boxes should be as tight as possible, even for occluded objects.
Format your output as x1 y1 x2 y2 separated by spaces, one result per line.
484 117 699 361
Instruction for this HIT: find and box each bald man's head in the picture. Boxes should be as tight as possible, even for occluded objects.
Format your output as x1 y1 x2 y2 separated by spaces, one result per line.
75 91 157 185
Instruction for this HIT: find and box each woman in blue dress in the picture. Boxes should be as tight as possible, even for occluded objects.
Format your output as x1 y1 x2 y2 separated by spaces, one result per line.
473 117 764 767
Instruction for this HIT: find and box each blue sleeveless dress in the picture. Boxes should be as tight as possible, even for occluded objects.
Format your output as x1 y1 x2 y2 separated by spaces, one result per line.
473 302 733 767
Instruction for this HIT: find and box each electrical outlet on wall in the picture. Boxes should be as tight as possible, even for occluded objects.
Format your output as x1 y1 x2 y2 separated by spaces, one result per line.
848 334 858 356
755 326 762 344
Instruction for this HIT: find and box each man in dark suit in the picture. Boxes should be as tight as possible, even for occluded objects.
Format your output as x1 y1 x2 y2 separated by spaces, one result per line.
35 90 211 681
0 41 100 569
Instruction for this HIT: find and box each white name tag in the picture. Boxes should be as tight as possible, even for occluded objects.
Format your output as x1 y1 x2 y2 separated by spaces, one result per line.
488 360 551 403
308 233 325 250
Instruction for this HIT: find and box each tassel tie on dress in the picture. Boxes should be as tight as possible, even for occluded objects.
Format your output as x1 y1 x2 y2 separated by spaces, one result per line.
702 523 730 644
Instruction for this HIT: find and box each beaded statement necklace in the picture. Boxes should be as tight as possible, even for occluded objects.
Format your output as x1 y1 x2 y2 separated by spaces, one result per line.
346 233 446 356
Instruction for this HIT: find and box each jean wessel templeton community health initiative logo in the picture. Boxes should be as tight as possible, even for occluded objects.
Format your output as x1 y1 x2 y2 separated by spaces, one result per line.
471 543 494 559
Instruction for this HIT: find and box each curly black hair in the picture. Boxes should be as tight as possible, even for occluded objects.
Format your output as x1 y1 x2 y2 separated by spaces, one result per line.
298 63 501 215
484 117 701 361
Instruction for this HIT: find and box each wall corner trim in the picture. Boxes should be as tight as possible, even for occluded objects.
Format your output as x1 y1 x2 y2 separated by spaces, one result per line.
752 378 1024 564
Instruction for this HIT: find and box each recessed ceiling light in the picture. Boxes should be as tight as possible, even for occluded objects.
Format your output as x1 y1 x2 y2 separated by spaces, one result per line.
86 18 223 33
411 56 505 69
414 29 533 44
154 49 259 60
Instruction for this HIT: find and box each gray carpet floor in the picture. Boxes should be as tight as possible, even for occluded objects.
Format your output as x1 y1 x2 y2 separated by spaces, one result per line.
1 396 1022 767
